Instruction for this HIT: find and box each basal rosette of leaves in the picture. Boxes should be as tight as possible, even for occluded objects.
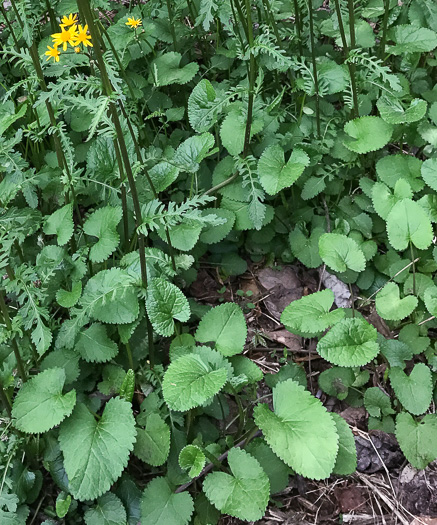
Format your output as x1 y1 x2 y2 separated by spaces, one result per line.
1 0 437 522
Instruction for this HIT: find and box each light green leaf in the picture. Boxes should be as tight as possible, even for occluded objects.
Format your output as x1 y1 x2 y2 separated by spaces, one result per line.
175 133 215 173
140 477 194 525
289 226 324 268
343 116 393 154
389 24 437 55
372 179 412 220
179 445 206 478
40 348 80 385
84 493 127 525
280 289 344 334
386 199 433 250
83 206 123 263
59 398 136 501
319 233 366 273
424 285 437 315
395 412 437 469
421 158 437 191
76 323 119 363
146 278 190 337
56 281 82 308
317 318 379 367
188 79 223 132
331 413 357 476
364 387 394 418
258 144 309 195
377 95 427 124
199 208 235 244
195 303 247 356
150 52 199 86
56 492 71 519
389 364 433 415
375 282 418 321
12 368 76 434
134 413 171 467
43 203 74 246
376 155 424 192
254 380 339 479
203 448 269 521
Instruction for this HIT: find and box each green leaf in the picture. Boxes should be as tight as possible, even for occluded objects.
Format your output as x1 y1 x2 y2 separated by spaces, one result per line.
40 348 80 384
424 285 437 315
331 413 357 476
386 199 433 251
258 144 309 195
264 361 307 389
364 387 395 418
380 339 414 368
317 318 379 367
318 367 355 400
389 364 433 415
375 282 418 321
188 79 223 132
343 116 393 154
280 289 345 334
195 303 247 356
421 158 437 191
84 493 127 525
376 155 424 192
289 226 323 268
199 208 235 244
146 278 190 337
389 24 437 55
179 445 206 478
254 380 338 479
395 412 437 469
56 281 82 308
176 133 216 173
43 203 74 246
141 477 194 525
59 398 136 501
318 233 366 273
372 179 412 220
56 492 71 519
245 439 290 494
81 268 140 325
150 52 199 86
83 206 123 263
203 448 269 521
12 368 76 434
134 413 171 467
377 95 427 124
162 350 229 411
75 323 119 363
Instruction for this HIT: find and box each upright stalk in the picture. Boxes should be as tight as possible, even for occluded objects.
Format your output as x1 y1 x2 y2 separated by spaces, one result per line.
166 0 177 51
293 0 303 55
346 0 359 117
378 0 390 59
410 242 416 296
307 0 321 138
0 385 12 418
242 0 256 158
113 139 130 251
0 290 27 383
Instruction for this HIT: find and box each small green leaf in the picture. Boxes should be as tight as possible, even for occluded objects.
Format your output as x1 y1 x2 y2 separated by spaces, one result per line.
56 281 82 308
188 79 223 132
376 155 424 192
389 364 433 415
203 448 270 521
343 116 393 154
319 233 366 273
84 493 127 525
83 206 122 263
318 367 355 400
179 445 206 478
43 203 74 246
364 387 395 418
424 285 437 316
12 368 76 434
134 413 171 467
375 282 418 321
386 199 433 251
245 439 290 494
289 226 323 268
150 52 199 86
331 413 357 476
317 318 379 367
195 303 247 356
395 412 437 469
56 492 71 519
75 323 119 363
146 278 190 337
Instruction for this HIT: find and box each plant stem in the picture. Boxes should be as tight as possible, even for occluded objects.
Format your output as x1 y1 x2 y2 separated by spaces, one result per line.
242 0 256 158
293 0 303 55
0 385 12 418
0 290 27 383
166 0 177 51
378 0 390 59
113 139 130 250
125 342 134 370
308 0 321 138
410 242 416 296
348 283 355 317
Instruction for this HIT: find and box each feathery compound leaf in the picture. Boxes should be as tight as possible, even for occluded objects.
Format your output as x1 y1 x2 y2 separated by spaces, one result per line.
59 398 136 501
43 203 74 246
317 318 379 367
343 116 393 154
12 368 76 434
258 144 309 195
162 349 229 411
150 52 199 86
386 199 433 251
318 233 366 273
80 268 139 324
280 289 344 334
395 412 437 469
179 445 206 478
134 413 171 467
254 380 339 480
389 364 433 415
331 413 357 476
75 323 119 363
195 303 247 356
203 448 270 521
84 493 127 525
83 206 122 263
375 282 418 321
141 477 194 525
146 278 190 337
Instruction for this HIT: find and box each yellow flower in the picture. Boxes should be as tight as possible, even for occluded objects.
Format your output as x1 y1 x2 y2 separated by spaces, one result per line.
45 45 60 63
51 25 78 51
73 24 93 48
60 13 78 27
74 46 81 53
126 17 142 29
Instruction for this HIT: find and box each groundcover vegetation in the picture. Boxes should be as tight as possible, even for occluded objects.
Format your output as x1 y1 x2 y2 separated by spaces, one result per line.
1 0 437 522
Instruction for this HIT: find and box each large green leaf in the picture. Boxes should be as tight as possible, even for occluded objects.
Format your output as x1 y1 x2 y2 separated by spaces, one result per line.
317 318 379 367
375 282 418 321
134 414 171 467
245 439 290 494
386 198 433 251
12 368 76 434
280 289 344 334
395 412 437 469
203 448 269 521
258 144 309 195
254 380 339 480
331 413 357 476
188 79 224 132
83 206 122 263
146 278 190 337
43 203 74 246
376 154 424 192
75 323 119 363
377 95 427 124
389 364 433 415
389 24 437 55
84 493 127 525
372 179 412 220
318 233 366 273
149 52 199 86
195 303 247 356
343 116 393 154
58 398 136 501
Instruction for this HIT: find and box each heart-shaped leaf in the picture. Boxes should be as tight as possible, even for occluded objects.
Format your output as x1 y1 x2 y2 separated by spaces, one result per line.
134 413 171 467
319 233 366 273
396 412 437 469
386 198 433 251
179 445 206 478
343 116 393 154
389 363 433 415
375 282 418 321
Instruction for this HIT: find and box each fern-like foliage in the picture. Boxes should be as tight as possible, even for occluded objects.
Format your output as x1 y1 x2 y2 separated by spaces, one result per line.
347 50 402 92
236 155 266 230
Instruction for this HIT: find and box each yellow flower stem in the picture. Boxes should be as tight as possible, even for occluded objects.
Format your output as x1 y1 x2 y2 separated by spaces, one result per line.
79 0 156 367
44 0 57 32
113 138 130 251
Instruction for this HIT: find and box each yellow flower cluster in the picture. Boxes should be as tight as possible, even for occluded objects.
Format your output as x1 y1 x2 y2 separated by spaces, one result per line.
45 13 93 63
